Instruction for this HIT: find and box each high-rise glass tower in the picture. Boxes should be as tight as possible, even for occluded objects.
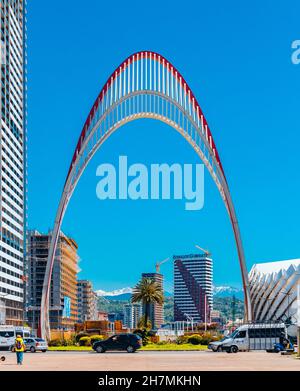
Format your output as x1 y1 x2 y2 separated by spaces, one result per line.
174 253 213 323
0 0 26 325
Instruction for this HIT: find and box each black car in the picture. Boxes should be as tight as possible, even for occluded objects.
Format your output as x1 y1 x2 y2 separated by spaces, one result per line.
93 333 142 353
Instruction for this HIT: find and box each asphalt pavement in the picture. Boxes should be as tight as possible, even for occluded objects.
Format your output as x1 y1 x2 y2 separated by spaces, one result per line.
0 350 299 371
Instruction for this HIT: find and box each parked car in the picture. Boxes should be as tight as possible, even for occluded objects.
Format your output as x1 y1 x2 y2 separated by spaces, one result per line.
93 333 142 353
23 338 48 353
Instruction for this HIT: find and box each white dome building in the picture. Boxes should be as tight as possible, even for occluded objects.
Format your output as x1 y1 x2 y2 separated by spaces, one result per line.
249 259 300 335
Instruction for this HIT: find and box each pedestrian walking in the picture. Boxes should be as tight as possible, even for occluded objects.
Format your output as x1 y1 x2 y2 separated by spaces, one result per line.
15 334 25 365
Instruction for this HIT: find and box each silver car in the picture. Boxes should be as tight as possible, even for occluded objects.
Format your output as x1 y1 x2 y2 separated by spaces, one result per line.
23 338 48 353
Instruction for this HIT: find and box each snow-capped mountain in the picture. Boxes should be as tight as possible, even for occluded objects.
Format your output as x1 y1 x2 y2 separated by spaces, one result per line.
95 285 244 302
96 287 133 297
213 285 244 299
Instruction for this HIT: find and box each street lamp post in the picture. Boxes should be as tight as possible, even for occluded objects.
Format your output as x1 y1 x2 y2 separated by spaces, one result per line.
184 313 194 332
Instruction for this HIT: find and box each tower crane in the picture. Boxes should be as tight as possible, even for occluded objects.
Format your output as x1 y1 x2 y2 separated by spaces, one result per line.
155 257 170 273
195 244 211 257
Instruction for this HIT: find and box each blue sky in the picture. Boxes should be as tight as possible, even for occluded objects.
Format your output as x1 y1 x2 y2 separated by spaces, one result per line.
27 0 300 291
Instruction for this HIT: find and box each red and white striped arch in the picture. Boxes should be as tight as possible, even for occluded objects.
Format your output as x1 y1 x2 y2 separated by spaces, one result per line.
40 51 252 340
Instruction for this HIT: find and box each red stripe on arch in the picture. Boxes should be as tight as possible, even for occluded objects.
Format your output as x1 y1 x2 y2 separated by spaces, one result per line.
67 51 225 180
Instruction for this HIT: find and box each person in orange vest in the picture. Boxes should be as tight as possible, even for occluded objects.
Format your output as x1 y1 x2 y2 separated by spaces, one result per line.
15 335 26 365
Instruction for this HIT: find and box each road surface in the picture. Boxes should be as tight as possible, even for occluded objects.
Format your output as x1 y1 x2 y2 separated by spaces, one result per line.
0 350 299 371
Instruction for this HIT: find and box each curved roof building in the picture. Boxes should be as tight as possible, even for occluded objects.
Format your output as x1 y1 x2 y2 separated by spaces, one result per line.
250 259 300 329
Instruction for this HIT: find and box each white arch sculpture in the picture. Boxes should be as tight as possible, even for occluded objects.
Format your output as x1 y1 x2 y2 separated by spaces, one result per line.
40 51 252 340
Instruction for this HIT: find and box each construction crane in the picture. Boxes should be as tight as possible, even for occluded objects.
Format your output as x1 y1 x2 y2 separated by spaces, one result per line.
195 244 211 257
155 257 170 273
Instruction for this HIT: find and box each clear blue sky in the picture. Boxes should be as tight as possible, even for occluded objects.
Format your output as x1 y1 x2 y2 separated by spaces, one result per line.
27 0 300 291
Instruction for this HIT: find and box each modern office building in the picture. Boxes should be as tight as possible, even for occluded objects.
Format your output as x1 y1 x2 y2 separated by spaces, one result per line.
141 272 164 328
0 0 27 326
123 303 142 330
26 230 79 331
77 280 98 323
250 259 300 330
173 253 213 323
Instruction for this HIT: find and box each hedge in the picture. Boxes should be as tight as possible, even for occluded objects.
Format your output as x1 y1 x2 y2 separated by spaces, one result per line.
90 335 104 344
79 336 91 346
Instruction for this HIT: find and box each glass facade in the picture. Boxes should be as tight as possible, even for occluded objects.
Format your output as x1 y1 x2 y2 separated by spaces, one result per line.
173 254 213 323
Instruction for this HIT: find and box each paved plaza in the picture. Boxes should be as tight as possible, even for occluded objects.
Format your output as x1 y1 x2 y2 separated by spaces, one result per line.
0 350 299 371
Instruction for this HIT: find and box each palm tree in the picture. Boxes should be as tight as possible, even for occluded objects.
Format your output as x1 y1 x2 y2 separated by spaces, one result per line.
137 315 152 330
132 278 164 330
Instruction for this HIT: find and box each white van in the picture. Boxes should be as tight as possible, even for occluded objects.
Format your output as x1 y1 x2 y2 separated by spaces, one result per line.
0 325 31 350
208 323 287 353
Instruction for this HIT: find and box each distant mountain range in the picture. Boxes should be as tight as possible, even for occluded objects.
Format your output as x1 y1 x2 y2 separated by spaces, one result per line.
213 286 244 300
96 285 243 301
96 287 133 297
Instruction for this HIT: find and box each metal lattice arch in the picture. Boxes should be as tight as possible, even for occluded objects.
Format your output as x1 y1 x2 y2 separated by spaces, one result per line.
40 51 252 340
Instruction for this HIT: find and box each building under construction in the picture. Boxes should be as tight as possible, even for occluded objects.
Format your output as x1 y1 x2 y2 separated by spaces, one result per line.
26 230 79 332
141 272 164 329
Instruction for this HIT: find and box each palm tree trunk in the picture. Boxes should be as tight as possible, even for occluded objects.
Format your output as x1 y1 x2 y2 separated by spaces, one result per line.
144 302 149 330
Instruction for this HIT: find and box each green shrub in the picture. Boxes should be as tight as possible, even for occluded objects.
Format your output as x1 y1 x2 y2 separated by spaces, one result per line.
90 335 104 344
75 332 89 343
176 335 189 345
133 329 149 345
187 334 202 345
186 332 221 345
48 339 62 347
199 332 216 345
79 336 91 346
199 336 210 345
50 339 74 347
156 340 168 345
65 338 76 346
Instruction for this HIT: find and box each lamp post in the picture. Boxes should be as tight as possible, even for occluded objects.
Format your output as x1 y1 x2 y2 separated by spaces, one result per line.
184 313 194 332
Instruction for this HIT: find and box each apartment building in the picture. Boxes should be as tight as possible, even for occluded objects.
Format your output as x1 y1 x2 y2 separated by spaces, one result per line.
77 280 98 323
26 230 79 331
0 0 26 326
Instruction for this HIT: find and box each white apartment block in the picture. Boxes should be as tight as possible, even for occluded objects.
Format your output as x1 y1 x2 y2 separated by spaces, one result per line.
123 303 142 330
0 0 26 325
